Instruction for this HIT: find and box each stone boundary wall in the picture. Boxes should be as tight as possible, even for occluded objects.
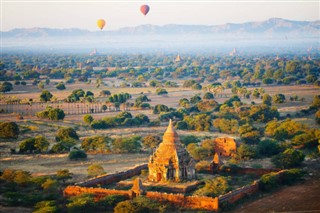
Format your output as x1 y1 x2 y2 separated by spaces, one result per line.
63 185 218 211
218 170 286 205
218 181 259 204
64 185 130 200
237 168 280 176
146 191 218 211
77 164 148 187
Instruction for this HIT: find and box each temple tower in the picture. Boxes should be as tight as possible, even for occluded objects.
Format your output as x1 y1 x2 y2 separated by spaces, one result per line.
148 120 196 182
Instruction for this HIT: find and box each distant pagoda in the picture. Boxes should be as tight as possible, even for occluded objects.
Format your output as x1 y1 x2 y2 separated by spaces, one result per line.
148 120 196 182
175 54 182 62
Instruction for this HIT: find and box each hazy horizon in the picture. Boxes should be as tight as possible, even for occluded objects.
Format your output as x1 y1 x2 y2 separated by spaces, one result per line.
2 1 319 31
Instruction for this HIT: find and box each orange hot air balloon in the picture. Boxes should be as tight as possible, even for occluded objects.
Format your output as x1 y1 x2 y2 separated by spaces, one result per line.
97 19 106 30
140 5 150 16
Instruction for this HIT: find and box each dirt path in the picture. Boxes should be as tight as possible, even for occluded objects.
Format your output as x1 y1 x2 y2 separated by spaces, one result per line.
228 159 320 213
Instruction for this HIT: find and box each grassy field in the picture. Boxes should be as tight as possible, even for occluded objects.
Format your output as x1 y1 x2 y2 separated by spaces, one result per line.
0 80 319 184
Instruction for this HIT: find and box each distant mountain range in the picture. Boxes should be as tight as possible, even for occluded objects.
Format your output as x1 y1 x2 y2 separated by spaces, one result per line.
2 18 319 39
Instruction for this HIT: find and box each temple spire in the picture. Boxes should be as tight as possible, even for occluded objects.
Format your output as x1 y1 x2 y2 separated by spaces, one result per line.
165 119 176 135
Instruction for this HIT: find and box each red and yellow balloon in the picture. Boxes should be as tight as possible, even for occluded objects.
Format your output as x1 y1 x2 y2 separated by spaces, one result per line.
140 5 150 16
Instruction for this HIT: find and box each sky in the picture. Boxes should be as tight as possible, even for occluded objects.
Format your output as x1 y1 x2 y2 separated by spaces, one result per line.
1 0 319 31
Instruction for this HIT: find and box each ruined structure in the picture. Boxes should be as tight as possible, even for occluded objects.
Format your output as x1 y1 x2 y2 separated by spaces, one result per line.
210 153 222 172
214 137 237 157
148 120 196 182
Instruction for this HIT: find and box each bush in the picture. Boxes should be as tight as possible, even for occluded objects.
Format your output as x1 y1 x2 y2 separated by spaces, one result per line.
68 149 87 160
87 163 105 177
271 148 305 169
259 172 279 191
0 122 19 139
195 161 211 173
56 127 78 141
194 176 230 197
83 114 94 124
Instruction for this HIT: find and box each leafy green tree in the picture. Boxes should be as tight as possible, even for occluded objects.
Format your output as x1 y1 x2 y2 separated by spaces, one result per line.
81 136 111 152
213 118 238 134
56 127 79 141
235 144 256 160
183 114 212 131
142 135 161 149
0 122 19 139
153 104 169 114
238 124 262 144
180 135 200 146
192 83 202 90
38 82 45 90
203 92 214 100
257 139 281 157
19 136 49 153
0 81 13 93
56 169 73 184
48 108 65 120
83 114 94 124
271 148 305 169
190 95 202 104
67 193 94 212
135 114 150 124
273 94 286 103
262 93 272 106
39 90 53 102
112 136 141 153
194 176 230 197
87 163 105 177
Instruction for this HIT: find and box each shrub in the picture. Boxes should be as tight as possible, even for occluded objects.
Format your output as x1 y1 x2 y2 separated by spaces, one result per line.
0 122 19 139
68 149 87 160
87 163 105 177
194 176 230 197
195 161 211 173
259 172 279 191
83 114 94 124
56 127 78 141
271 148 305 169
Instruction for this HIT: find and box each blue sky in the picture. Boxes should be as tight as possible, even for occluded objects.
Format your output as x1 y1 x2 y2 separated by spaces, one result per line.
2 1 319 31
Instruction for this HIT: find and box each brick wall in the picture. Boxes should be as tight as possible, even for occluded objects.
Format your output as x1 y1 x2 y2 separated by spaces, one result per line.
146 191 219 211
77 164 148 187
218 181 259 204
237 168 280 176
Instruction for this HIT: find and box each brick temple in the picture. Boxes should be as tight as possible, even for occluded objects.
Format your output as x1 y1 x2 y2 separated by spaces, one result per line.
148 120 196 182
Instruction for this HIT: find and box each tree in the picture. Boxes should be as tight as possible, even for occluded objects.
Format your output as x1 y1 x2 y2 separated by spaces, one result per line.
194 176 230 197
213 118 238 134
273 94 286 103
0 122 19 139
67 193 95 212
271 148 305 169
48 108 65 120
153 104 169 114
83 114 94 124
40 90 53 102
0 81 13 93
100 90 111 97
56 127 79 141
19 136 49 153
257 139 281 157
142 135 161 149
262 93 272 106
112 136 141 153
238 124 261 144
81 136 111 152
56 169 73 184
87 163 105 177
235 144 256 160
56 82 66 90
203 92 214 100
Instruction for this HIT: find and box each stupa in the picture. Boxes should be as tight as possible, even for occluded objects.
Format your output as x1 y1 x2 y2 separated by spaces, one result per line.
148 120 196 182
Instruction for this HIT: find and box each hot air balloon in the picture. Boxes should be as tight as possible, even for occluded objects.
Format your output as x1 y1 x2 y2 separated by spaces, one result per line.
97 19 106 30
140 5 150 16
